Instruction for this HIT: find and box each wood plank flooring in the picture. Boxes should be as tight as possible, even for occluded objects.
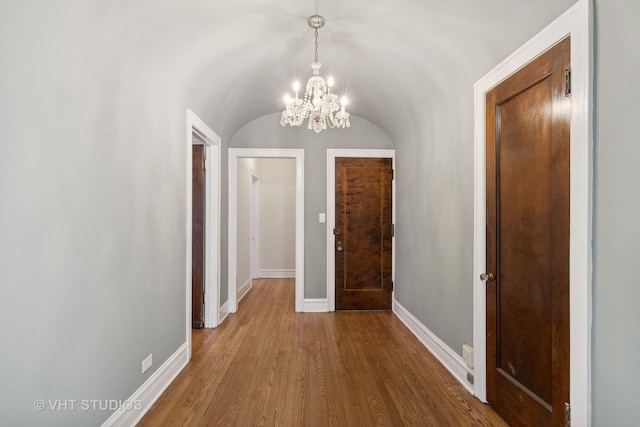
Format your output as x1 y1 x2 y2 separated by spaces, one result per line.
139 278 507 426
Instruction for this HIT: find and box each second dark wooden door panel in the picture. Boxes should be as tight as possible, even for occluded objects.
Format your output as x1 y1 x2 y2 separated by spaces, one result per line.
485 37 570 426
335 157 392 310
497 74 553 404
192 145 205 328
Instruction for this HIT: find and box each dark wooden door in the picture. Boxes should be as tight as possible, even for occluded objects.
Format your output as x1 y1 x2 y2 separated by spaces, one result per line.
192 145 205 328
485 37 570 426
335 157 393 310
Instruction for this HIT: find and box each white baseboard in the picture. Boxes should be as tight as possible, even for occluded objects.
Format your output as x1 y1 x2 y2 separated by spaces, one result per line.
101 342 189 427
392 299 473 394
238 279 252 302
218 300 229 324
303 298 328 312
259 269 295 278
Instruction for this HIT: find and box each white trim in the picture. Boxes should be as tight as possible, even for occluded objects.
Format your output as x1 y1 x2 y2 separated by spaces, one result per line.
229 149 305 313
218 301 229 325
258 269 296 278
204 141 221 329
101 343 188 427
392 299 473 395
238 278 252 302
303 298 329 312
473 1 592 425
186 109 222 357
326 149 396 311
250 173 261 279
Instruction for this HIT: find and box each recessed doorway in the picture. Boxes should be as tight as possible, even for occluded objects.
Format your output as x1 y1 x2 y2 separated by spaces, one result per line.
186 109 221 357
228 149 304 313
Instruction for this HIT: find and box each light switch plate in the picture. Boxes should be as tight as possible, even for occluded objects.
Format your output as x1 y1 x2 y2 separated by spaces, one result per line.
319 213 326 223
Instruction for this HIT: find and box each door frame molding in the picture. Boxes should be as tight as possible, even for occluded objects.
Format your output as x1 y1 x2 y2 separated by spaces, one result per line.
250 172 261 279
228 149 305 313
186 109 221 358
327 149 396 311
473 1 592 425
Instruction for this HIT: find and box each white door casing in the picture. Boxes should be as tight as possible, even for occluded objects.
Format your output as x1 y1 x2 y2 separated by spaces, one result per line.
186 109 222 358
228 148 305 313
251 173 260 279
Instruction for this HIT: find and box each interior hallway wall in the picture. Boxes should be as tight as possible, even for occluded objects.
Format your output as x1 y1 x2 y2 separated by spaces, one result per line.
592 0 640 424
0 2 230 425
256 158 296 276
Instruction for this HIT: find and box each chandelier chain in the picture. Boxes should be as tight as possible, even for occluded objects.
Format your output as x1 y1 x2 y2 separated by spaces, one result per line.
314 28 319 63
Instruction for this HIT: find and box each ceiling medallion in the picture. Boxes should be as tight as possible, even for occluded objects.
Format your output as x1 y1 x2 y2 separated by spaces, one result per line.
281 15 350 133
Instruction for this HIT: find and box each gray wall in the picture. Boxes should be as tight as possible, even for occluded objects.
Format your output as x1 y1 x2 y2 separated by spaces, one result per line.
592 0 640 425
257 159 297 273
0 2 220 426
229 113 394 298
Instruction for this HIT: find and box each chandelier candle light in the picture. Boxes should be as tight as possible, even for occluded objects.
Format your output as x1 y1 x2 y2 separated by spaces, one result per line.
281 15 350 133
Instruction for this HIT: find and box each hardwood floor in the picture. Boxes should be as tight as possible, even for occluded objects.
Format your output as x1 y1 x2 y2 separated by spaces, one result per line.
139 278 507 426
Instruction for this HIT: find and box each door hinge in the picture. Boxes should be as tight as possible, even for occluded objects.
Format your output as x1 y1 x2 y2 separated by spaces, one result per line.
203 293 206 304
565 68 572 97
565 402 571 427
392 169 395 180
391 224 395 237
391 281 394 291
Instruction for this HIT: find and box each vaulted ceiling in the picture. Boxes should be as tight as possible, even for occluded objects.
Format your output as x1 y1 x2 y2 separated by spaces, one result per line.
95 0 576 141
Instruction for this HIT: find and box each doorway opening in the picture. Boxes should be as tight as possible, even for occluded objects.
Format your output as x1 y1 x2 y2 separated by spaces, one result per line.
192 142 206 329
234 159 295 303
228 149 304 313
186 109 221 357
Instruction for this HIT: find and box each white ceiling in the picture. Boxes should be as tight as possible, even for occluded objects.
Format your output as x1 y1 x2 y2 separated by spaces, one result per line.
99 0 577 141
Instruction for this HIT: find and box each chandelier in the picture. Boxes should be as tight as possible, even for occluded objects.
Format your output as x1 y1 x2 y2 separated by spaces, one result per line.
281 15 350 133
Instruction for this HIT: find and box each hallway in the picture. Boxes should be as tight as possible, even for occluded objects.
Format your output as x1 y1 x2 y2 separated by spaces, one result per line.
140 279 507 426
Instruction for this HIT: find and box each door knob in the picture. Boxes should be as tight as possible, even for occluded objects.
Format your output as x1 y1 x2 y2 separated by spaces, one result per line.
336 241 343 252
480 273 495 282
